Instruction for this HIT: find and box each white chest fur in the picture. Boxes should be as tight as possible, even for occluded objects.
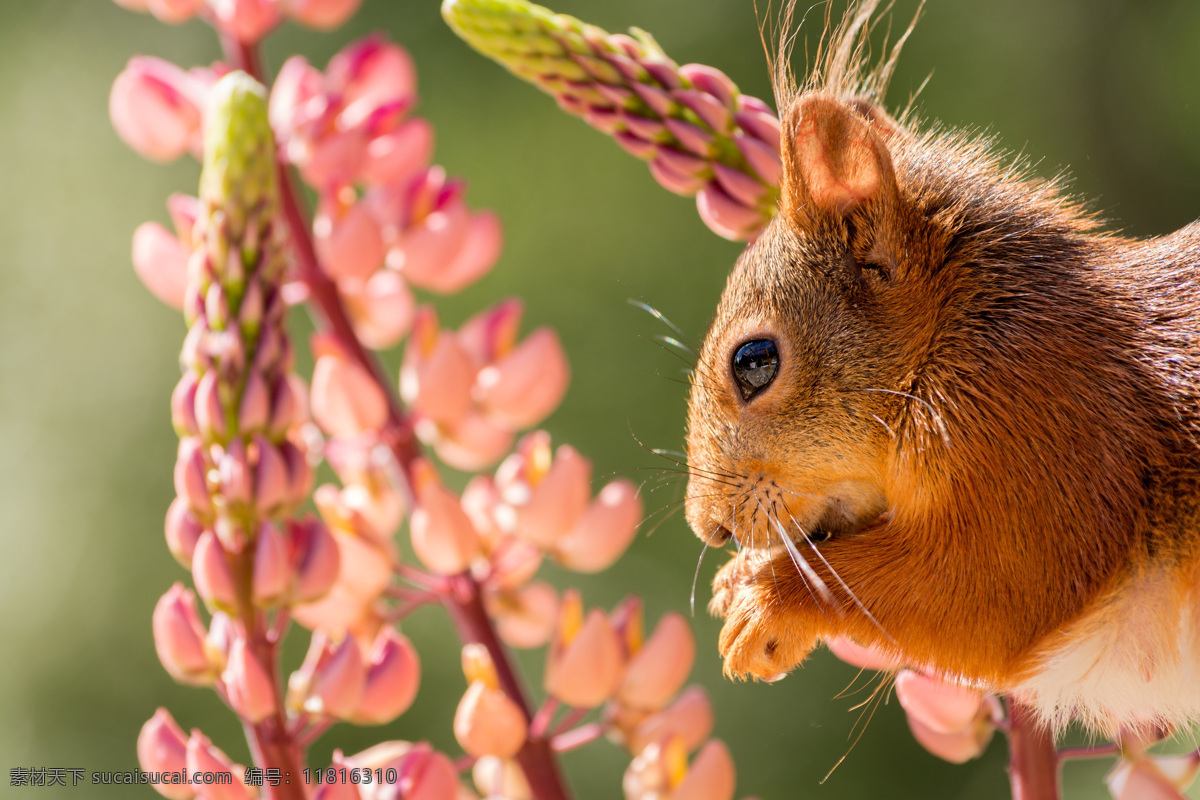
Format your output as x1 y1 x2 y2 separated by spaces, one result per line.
1013 568 1200 734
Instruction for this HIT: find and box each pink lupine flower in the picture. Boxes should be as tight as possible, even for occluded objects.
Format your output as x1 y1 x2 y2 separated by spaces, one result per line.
424 410 515 472
289 632 367 718
624 686 715 755
353 627 421 725
143 0 202 24
472 756 531 800
361 117 434 186
618 612 695 712
895 670 988 735
555 478 642 573
312 751 365 800
486 580 558 649
314 190 386 281
672 740 736 800
327 36 416 124
222 637 278 723
153 583 215 686
473 328 568 429
544 590 624 708
311 344 390 437
498 436 591 550
110 57 208 162
340 269 415 350
1107 751 1200 800
457 298 522 366
280 0 363 30
292 526 393 634
314 481 402 549
401 308 476 427
185 731 253 800
137 709 196 800
250 521 289 605
696 183 764 241
191 531 238 612
208 0 279 43
269 56 324 145
409 459 482 574
825 635 903 672
454 679 528 759
345 741 459 800
906 711 996 764
287 517 341 603
132 221 190 309
164 497 203 568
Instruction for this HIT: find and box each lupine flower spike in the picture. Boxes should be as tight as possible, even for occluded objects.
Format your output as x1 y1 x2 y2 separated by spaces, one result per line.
442 0 782 240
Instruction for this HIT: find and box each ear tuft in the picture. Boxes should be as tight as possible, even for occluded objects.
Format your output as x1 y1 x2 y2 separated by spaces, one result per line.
783 94 896 218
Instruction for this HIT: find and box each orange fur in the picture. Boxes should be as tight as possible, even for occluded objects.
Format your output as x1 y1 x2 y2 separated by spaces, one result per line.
685 1 1200 731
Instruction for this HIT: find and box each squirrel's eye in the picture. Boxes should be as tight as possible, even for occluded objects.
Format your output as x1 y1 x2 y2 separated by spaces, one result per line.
731 339 779 400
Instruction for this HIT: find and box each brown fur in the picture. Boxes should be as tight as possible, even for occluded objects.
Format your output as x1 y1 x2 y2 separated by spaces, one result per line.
685 0 1200 710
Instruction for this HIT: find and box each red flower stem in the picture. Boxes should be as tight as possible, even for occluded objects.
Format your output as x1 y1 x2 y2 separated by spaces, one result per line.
442 574 572 800
220 33 575 800
1006 699 1061 800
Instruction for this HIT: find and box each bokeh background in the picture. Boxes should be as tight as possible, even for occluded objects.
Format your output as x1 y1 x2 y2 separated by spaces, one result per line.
3 0 1200 797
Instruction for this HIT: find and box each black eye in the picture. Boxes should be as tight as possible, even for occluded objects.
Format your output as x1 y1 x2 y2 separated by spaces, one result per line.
731 339 779 400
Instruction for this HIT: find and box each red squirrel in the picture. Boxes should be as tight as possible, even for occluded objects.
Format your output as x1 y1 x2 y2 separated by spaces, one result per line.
684 0 1200 734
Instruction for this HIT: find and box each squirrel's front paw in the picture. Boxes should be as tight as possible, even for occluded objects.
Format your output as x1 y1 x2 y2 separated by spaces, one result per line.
716 574 819 682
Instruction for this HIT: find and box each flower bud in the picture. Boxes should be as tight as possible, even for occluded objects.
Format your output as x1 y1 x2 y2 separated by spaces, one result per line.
289 633 366 719
472 757 530 800
454 680 528 759
345 742 458 800
217 438 251 505
544 591 623 708
555 479 641 573
132 221 190 310
311 351 389 437
175 437 212 515
223 637 278 723
618 612 694 712
194 371 227 441
353 627 421 725
192 532 237 612
474 328 569 429
409 460 481 574
238 370 271 434
153 583 215 685
171 371 201 437
696 182 762 241
253 434 290 513
251 521 289 606
165 497 204 568
185 732 253 800
110 56 204 162
289 517 341 603
282 0 363 30
137 709 195 800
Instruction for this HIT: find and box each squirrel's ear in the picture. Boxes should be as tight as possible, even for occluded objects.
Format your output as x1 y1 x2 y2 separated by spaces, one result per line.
781 94 897 219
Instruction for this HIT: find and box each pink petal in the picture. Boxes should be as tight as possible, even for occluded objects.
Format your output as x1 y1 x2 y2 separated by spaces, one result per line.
556 479 641 573
696 181 765 241
453 681 528 759
474 328 570 429
132 221 189 310
515 444 592 549
354 628 421 724
905 713 993 764
619 611 695 712
416 211 502 294
110 57 202 162
311 353 390 437
343 270 415 350
223 638 278 723
672 740 736 800
137 710 195 800
825 636 902 671
361 118 434 186
489 581 559 649
894 670 986 735
429 411 515 472
282 0 363 30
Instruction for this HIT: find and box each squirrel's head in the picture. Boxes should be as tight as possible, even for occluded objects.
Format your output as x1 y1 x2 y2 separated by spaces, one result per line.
684 89 1163 683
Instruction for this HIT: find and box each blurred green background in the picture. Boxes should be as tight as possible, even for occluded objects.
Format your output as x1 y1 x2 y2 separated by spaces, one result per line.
3 0 1200 797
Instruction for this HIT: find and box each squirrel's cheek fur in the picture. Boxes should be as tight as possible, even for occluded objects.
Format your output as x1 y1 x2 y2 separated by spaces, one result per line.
685 40 1200 733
